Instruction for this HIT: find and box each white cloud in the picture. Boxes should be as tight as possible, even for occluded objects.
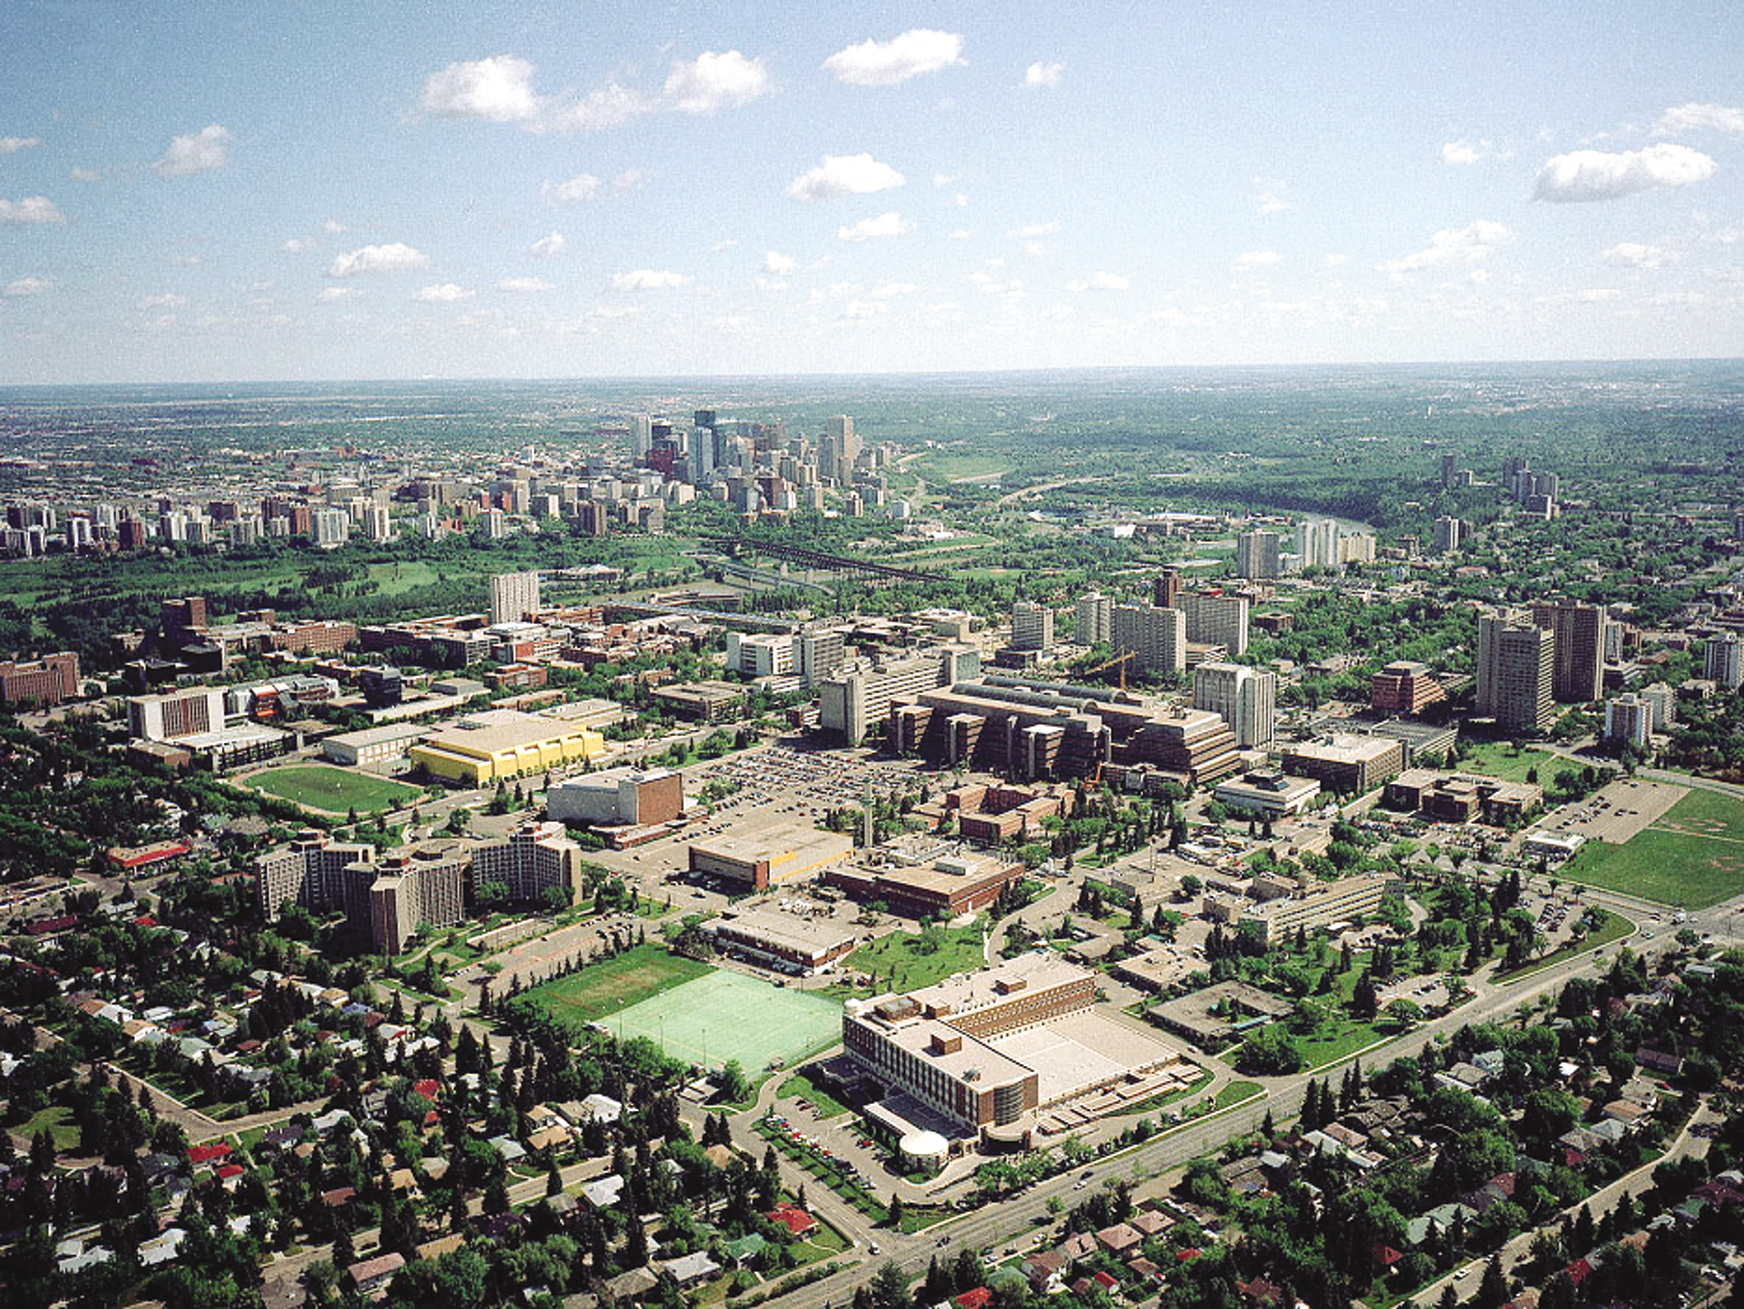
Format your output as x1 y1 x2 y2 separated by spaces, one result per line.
1253 177 1291 214
1579 287 1621 301
0 136 41 154
763 250 797 276
1006 221 1059 239
548 82 653 132
1382 220 1511 275
839 300 886 320
1234 250 1281 269
663 50 770 114
1040 304 1073 320
322 218 348 234
1441 139 1510 165
542 169 647 202
712 314 749 329
326 242 430 277
422 54 541 123
1601 241 1675 269
68 167 101 183
823 29 964 86
1323 253 1351 268
1653 102 1744 137
837 212 913 242
933 173 959 188
316 286 359 302
415 283 473 302
0 196 66 225
171 253 203 266
947 227 973 240
153 124 231 177
1023 241 1047 256
1067 271 1130 292
1533 144 1716 203
1023 61 1065 90
528 231 566 258
871 281 916 298
281 238 313 253
497 276 553 293
786 152 904 202
3 276 51 297
611 269 692 291
591 304 641 319
137 293 187 310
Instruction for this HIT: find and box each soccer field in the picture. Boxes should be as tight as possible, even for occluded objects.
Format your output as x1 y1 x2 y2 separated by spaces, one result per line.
247 764 425 815
601 971 842 1073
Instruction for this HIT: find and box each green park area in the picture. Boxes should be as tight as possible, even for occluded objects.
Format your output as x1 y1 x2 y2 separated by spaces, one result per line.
1561 788 1744 909
245 764 424 815
848 923 986 992
525 943 713 1026
1454 741 1557 784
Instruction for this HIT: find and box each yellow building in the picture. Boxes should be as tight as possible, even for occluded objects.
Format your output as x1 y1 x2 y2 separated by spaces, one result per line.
408 708 604 786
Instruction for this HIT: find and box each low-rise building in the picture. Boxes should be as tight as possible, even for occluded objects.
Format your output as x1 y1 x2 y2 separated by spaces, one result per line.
688 824 855 891
703 909 857 973
321 722 432 767
1384 770 1542 825
408 708 604 785
547 767 685 828
824 850 1025 920
1204 872 1391 945
1281 735 1404 794
1213 770 1321 819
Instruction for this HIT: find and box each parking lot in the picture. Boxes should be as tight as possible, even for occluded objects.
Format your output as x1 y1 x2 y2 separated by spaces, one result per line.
1532 776 1685 846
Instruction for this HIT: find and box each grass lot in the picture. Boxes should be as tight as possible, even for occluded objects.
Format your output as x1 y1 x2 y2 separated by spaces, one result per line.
916 453 1016 483
1495 909 1635 982
525 943 713 1026
1453 741 1557 784
1213 1081 1265 1110
1299 1022 1388 1070
1562 789 1744 908
21 1104 78 1151
849 925 985 992
776 1072 851 1120
246 764 424 815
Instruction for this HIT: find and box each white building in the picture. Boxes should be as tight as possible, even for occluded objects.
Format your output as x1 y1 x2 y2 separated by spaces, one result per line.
1703 633 1742 689
1193 661 1276 748
1296 519 1341 571
1111 604 1186 674
1178 592 1250 656
725 631 796 678
1604 695 1653 749
1433 516 1465 554
1075 591 1112 645
1011 600 1054 652
488 571 541 625
311 507 350 549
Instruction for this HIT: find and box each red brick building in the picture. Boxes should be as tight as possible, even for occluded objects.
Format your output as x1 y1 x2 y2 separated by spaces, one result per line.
0 652 80 706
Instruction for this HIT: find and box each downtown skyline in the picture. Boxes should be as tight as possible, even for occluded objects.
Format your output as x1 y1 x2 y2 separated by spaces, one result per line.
0 0 1741 383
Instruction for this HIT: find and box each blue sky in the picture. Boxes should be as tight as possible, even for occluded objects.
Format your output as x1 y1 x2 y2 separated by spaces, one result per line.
0 1 1739 382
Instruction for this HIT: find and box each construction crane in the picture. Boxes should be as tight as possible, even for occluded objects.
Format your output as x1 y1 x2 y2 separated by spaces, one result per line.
1081 648 1135 691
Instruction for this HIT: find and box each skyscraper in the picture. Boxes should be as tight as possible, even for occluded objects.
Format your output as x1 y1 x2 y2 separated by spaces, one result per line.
1433 516 1466 554
1178 592 1250 656
1193 662 1276 748
1011 601 1054 651
488 571 541 625
1530 601 1606 703
1234 531 1282 580
1703 632 1742 689
1111 604 1186 674
1153 567 1182 610
1075 591 1112 645
1296 519 1340 571
1475 611 1554 733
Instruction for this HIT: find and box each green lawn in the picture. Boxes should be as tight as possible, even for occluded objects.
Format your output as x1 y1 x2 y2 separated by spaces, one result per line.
1561 790 1744 908
1298 1022 1388 1070
246 764 424 815
1452 741 1557 784
21 1104 78 1151
525 943 714 1025
776 1072 851 1119
849 925 986 992
1213 1081 1265 1110
916 453 1016 483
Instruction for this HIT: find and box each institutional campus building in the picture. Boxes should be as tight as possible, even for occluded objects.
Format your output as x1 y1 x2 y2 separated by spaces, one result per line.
687 824 855 892
407 708 605 785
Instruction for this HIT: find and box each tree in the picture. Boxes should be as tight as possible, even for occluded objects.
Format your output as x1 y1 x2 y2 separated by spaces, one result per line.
718 1059 750 1105
1475 1254 1509 1309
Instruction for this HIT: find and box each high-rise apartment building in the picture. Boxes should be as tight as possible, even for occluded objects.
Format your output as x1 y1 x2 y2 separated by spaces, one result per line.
1704 632 1742 689
1433 516 1466 554
1235 531 1282 580
1296 519 1341 571
488 571 541 625
1178 592 1250 656
255 830 377 924
311 507 350 549
1153 568 1182 610
1010 601 1054 652
1193 661 1276 748
1603 695 1654 750
819 646 980 744
1475 611 1555 733
471 821 583 905
1075 591 1113 645
631 414 653 459
1530 601 1606 703
1111 604 1186 674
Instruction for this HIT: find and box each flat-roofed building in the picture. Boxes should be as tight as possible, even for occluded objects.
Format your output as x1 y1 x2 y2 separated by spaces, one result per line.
1476 611 1554 733
1703 632 1742 689
890 680 1111 780
0 652 80 707
1235 531 1282 580
1368 660 1447 716
547 767 685 827
407 708 604 785
1604 694 1654 749
1531 601 1606 704
1128 707 1242 787
369 843 470 954
321 722 431 767
256 830 377 926
703 909 857 973
1010 601 1054 652
1075 592 1112 646
1384 769 1542 825
128 686 227 741
1213 769 1321 819
650 680 748 722
688 824 855 891
820 645 981 745
1111 604 1186 674
1178 593 1249 657
1281 734 1404 794
1205 873 1390 945
1193 661 1275 748
471 821 582 905
824 851 1025 920
488 571 541 625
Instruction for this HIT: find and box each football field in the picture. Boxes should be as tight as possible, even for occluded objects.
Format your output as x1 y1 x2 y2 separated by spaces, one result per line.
599 970 841 1072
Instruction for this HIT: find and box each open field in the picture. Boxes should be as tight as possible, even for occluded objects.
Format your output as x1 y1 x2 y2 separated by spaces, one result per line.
525 944 713 1026
1454 741 1557 783
1562 789 1744 908
1496 908 1635 981
604 970 840 1072
848 925 986 992
245 764 424 815
915 453 1016 483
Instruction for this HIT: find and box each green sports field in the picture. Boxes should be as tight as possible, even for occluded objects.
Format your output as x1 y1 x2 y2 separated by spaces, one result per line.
590 968 841 1072
1562 789 1744 909
246 764 424 815
528 944 713 1025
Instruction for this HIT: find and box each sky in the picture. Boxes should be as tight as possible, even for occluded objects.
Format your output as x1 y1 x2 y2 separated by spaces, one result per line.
0 0 1740 383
